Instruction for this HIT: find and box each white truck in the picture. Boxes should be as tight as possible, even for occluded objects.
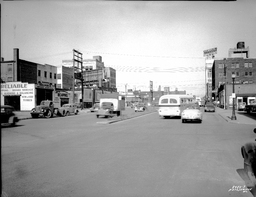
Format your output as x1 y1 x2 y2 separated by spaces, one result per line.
96 93 125 118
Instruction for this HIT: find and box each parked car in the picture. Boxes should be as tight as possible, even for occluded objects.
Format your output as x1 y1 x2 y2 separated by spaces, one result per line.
238 102 246 111
204 103 215 112
1 105 19 126
181 105 202 123
134 104 146 112
90 103 100 112
58 104 79 116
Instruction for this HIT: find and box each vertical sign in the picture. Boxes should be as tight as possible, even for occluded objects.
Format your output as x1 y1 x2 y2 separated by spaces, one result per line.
149 81 153 91
150 81 153 103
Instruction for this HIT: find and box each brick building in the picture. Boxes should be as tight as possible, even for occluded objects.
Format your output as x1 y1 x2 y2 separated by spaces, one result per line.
1 48 58 110
212 57 256 108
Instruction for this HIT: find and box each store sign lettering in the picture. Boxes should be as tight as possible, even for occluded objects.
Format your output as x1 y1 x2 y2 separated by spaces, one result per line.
1 83 27 89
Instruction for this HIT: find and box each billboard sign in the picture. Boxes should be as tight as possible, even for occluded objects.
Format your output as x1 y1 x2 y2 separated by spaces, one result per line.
203 47 217 57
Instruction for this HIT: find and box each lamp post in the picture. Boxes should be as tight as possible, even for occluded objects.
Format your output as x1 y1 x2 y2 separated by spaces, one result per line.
231 73 237 120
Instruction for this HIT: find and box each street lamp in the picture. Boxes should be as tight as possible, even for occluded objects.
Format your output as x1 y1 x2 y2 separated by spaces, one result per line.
231 73 237 120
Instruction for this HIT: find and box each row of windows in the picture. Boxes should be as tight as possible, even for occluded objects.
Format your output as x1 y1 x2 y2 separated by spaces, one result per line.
218 62 253 69
38 70 57 79
218 71 253 77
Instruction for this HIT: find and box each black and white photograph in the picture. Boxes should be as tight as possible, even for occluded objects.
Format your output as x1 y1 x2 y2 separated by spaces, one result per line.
1 0 256 196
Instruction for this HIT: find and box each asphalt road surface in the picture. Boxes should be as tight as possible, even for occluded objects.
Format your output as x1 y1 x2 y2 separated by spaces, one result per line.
2 110 255 197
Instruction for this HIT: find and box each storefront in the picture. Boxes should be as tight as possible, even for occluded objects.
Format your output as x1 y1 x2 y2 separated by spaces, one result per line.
1 82 36 111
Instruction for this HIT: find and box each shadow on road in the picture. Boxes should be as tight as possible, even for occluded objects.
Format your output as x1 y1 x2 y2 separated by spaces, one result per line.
237 111 256 121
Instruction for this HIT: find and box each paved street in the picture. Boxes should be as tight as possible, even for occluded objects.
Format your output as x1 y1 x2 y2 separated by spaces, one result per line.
1 108 256 197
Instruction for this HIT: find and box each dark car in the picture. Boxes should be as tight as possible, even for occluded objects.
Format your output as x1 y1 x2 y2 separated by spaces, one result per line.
204 103 215 112
1 105 19 126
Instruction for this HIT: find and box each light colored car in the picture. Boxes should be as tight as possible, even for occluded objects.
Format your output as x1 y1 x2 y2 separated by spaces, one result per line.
181 105 202 123
204 103 215 112
90 103 100 112
134 104 146 112
58 104 79 116
96 102 115 118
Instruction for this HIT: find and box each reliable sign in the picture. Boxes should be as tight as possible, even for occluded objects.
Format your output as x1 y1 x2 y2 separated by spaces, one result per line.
203 47 217 57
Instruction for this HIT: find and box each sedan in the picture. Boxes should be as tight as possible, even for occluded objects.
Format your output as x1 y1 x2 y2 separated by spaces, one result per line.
1 105 19 126
204 103 215 112
90 103 100 112
134 104 146 112
181 106 202 123
58 104 79 116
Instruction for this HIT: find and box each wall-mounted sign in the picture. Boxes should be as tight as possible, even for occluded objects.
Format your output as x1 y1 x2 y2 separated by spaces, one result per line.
1 82 35 110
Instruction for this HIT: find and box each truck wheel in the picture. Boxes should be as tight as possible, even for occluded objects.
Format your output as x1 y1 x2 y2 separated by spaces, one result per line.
45 110 52 118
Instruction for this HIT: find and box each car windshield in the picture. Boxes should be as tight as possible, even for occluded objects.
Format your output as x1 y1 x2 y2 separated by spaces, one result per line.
186 105 199 110
63 104 70 107
206 103 214 107
40 101 50 105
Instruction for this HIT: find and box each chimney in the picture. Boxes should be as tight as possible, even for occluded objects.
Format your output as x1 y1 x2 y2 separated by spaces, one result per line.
13 48 19 81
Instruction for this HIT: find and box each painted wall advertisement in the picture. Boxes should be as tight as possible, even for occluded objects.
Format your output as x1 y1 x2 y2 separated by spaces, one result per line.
1 82 35 110
83 89 93 102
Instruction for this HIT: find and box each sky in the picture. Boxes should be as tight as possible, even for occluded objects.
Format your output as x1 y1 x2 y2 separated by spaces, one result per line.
2 0 256 97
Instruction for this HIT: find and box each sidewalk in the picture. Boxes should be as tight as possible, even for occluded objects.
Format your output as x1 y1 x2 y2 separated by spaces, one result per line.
216 107 256 125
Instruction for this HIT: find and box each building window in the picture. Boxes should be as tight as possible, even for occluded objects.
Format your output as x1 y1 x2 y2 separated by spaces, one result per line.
245 72 248 76
236 63 239 68
54 73 57 79
44 71 47 78
249 63 253 68
219 64 224 69
57 73 61 79
8 64 13 72
38 70 41 77
249 72 253 76
236 72 240 77
244 63 249 68
231 63 236 68
218 73 224 77
50 72 52 79
218 64 224 69
7 77 13 82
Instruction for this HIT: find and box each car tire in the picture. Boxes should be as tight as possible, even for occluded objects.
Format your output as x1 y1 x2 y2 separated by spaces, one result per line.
182 119 186 123
75 110 78 115
66 111 70 116
96 115 99 118
45 110 52 118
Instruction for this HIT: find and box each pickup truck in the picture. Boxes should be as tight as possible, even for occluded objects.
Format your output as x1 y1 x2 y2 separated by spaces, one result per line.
244 101 256 114
31 100 61 118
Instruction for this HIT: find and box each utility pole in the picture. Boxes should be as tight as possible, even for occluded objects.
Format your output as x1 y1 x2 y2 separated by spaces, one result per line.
73 49 83 106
